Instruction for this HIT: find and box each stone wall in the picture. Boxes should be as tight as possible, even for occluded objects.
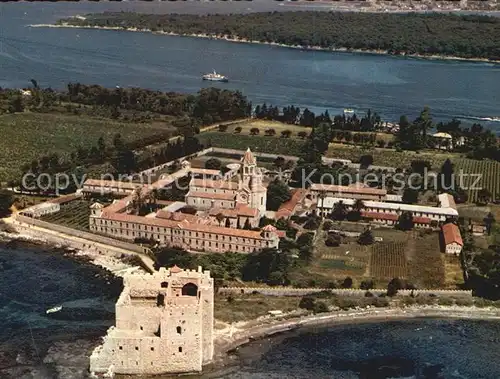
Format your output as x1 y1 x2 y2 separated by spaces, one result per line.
218 287 473 299
13 214 155 272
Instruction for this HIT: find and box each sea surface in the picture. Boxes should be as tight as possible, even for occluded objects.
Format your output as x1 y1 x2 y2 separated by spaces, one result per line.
0 2 500 132
0 241 122 379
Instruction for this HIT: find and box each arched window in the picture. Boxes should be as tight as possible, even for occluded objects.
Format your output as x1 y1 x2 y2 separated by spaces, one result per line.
161 281 168 288
181 283 198 296
157 294 165 307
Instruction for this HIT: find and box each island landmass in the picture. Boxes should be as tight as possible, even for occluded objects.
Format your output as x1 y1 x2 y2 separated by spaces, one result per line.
52 11 500 63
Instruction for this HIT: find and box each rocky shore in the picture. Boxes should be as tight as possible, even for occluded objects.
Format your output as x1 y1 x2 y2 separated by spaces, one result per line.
0 220 143 278
30 23 500 65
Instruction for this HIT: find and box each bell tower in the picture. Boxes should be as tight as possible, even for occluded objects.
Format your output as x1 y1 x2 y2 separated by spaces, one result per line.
239 148 267 216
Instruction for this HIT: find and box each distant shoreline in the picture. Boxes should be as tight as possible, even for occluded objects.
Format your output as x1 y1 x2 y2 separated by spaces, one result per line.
29 23 500 65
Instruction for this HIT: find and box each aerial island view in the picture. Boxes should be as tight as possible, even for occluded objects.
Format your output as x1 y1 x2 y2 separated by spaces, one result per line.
0 0 500 378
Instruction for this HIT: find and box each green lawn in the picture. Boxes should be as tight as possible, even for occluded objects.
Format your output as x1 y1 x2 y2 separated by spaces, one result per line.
198 132 306 156
0 113 174 182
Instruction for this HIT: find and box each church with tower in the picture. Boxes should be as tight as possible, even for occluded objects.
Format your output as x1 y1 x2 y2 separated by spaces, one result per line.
88 147 280 254
185 148 267 226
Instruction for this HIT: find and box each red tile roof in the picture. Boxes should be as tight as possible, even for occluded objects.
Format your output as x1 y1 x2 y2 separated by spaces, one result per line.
209 204 259 218
101 209 271 240
361 211 398 221
83 179 141 191
242 148 256 165
190 178 239 191
276 189 307 219
187 191 236 201
310 184 387 196
442 223 463 246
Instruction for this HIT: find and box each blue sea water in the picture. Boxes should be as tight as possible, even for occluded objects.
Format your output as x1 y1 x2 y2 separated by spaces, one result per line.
1 2 500 377
0 2 499 132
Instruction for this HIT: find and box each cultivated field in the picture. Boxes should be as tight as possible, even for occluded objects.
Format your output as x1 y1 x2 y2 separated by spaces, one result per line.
454 159 500 203
0 113 174 182
326 143 458 169
407 231 445 289
41 200 91 230
369 242 408 280
311 227 449 289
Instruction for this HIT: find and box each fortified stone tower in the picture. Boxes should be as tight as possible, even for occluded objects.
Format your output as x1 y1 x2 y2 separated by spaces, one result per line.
89 265 214 377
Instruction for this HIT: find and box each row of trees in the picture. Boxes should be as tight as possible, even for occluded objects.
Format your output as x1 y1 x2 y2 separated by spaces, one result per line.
62 12 500 60
1 84 252 127
396 108 499 161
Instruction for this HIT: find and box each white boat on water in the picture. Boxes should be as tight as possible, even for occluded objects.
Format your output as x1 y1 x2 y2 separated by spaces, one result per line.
202 70 228 82
343 108 355 115
46 305 62 314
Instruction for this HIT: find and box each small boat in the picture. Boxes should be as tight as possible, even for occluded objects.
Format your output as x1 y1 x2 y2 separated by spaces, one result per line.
202 70 228 82
46 305 62 314
343 108 355 115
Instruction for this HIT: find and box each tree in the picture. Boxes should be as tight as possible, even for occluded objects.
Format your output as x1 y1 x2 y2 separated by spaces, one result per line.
483 212 496 235
360 279 375 290
299 296 315 310
439 158 454 190
205 158 222 170
250 127 260 135
265 128 276 136
313 301 329 313
477 188 492 205
298 131 308 139
359 154 373 169
397 211 414 231
274 156 285 169
342 277 353 288
387 277 403 297
266 179 291 211
243 218 252 230
325 234 341 247
218 124 228 132
0 190 14 217
330 200 348 221
414 106 433 144
281 130 292 138
358 228 374 245
234 126 242 133
402 188 419 204
8 95 24 113
215 213 225 226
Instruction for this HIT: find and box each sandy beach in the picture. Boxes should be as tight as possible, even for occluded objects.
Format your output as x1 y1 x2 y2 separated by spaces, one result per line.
29 23 500 65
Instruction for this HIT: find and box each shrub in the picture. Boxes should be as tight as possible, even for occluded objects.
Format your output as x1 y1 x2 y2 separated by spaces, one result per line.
313 301 329 314
360 279 375 290
325 235 341 247
218 124 228 132
373 297 389 307
473 298 492 308
437 297 454 306
234 126 242 133
365 291 374 298
455 298 474 307
299 296 315 310
322 220 333 231
401 296 416 306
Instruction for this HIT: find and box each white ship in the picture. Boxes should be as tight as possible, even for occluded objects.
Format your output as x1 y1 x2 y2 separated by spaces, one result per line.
46 305 62 314
202 70 228 82
343 108 355 115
